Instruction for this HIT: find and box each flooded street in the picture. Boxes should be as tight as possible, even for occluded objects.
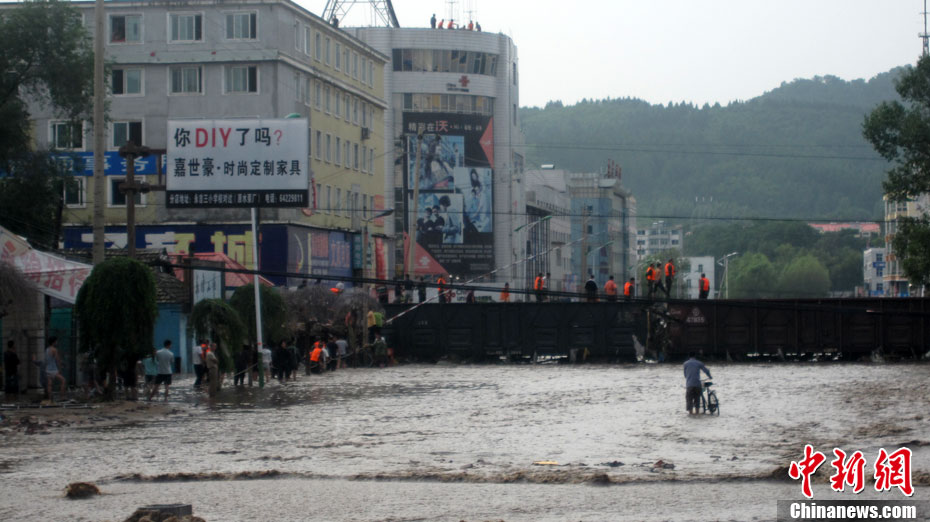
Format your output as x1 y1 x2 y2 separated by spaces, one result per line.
1 363 928 521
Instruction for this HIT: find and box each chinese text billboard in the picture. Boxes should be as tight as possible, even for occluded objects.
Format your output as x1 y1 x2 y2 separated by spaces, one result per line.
167 118 308 208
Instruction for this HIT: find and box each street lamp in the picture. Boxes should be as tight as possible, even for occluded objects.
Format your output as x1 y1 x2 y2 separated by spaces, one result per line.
515 214 552 301
361 208 394 348
718 252 738 299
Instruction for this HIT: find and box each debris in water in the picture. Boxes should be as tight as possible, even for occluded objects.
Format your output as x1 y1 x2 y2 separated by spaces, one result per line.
601 461 624 467
65 482 100 499
653 460 675 470
532 461 559 466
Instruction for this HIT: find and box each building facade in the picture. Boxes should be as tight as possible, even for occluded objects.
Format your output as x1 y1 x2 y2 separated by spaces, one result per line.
681 256 715 299
567 173 636 288
524 169 572 299
883 194 930 297
636 221 683 260
862 247 886 297
24 0 389 284
347 27 525 281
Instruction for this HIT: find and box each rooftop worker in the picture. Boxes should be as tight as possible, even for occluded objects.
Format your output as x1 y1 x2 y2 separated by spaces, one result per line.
699 273 710 299
623 277 635 300
437 274 448 303
500 282 510 302
430 13 437 28
467 20 474 30
476 21 482 31
438 19 444 29
604 275 618 302
534 272 545 302
330 15 339 27
645 263 658 299
584 274 598 303
664 258 676 298
447 19 454 29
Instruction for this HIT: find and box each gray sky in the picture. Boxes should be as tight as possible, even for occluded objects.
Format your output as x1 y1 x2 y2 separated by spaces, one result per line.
305 0 924 108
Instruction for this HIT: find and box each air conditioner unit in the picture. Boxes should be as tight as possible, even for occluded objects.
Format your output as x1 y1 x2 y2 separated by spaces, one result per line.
361 127 370 140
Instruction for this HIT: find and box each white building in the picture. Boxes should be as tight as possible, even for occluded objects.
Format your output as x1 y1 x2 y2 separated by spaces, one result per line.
883 194 930 296
863 247 886 297
347 26 525 281
636 221 683 260
524 169 571 297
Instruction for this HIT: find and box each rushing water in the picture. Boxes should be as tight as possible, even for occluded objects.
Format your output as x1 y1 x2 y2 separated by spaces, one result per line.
0 363 928 521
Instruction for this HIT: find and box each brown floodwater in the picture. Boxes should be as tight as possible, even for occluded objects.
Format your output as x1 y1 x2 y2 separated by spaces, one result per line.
0 363 928 521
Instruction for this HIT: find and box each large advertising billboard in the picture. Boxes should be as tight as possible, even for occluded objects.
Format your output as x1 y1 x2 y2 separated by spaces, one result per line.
167 118 309 208
403 113 494 277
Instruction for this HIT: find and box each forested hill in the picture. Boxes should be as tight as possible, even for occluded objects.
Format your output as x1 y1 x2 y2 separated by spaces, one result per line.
519 69 906 221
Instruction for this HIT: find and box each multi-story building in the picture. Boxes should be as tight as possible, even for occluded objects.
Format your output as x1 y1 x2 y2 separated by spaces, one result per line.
524 169 571 298
346 26 525 281
883 194 930 297
567 172 636 287
862 247 886 297
636 221 683 260
24 0 389 285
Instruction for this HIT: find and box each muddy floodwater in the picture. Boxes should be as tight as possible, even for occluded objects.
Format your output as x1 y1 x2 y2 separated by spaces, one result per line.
1 363 928 521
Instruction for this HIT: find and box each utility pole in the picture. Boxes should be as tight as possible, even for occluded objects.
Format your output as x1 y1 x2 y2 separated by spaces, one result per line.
580 207 589 281
91 0 105 264
118 142 150 259
404 132 423 278
922 0 929 57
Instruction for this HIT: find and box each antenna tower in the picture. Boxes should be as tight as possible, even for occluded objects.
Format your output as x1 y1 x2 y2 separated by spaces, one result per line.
322 0 400 28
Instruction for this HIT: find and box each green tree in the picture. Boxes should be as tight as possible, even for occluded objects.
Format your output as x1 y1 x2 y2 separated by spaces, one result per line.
190 298 246 372
74 257 158 400
230 284 287 347
728 252 777 298
863 54 930 289
777 254 831 298
0 0 94 160
0 1 93 248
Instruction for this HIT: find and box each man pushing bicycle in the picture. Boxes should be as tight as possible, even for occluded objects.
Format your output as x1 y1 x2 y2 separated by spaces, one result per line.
683 351 712 415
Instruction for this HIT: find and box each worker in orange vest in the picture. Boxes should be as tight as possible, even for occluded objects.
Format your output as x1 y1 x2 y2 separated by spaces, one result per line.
664 259 676 298
604 275 618 302
623 277 635 300
500 282 510 302
437 274 448 303
534 273 545 302
645 263 658 299
699 273 710 299
309 341 324 374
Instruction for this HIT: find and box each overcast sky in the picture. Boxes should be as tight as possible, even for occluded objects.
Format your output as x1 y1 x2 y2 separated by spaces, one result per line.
304 0 924 108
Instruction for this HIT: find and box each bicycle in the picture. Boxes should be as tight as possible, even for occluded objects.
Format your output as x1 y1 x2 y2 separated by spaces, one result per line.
700 380 720 415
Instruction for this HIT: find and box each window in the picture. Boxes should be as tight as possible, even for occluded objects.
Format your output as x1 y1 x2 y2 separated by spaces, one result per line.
335 43 341 70
315 33 321 60
112 68 142 95
361 103 367 127
314 81 321 109
369 149 374 174
169 66 202 94
302 25 311 54
334 88 341 117
315 131 322 160
334 137 341 166
170 13 203 42
226 12 257 40
112 121 142 148
110 14 142 43
353 97 358 124
51 121 83 150
369 61 374 86
513 62 517 85
324 85 331 113
344 49 350 76
344 141 350 168
109 177 145 207
333 188 340 215
226 65 258 93
353 143 359 169
325 185 331 214
361 57 367 83
304 77 311 104
325 134 332 162
352 52 358 78
344 94 350 122
360 145 367 173
325 38 331 65
64 177 85 208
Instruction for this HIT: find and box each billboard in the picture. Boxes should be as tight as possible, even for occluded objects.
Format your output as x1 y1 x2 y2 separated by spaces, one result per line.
167 118 309 208
403 113 494 277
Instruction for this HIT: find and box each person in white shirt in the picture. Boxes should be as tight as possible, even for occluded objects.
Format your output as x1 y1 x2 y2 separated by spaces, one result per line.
148 340 175 401
261 345 272 381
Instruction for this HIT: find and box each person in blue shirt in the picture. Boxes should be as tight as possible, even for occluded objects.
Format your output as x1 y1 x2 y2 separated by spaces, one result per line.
683 352 712 415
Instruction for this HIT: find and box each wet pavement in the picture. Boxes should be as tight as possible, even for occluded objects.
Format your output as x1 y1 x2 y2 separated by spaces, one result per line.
0 362 928 521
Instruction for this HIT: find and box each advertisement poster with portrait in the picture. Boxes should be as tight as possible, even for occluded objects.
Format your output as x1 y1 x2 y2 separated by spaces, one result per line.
403 113 494 277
